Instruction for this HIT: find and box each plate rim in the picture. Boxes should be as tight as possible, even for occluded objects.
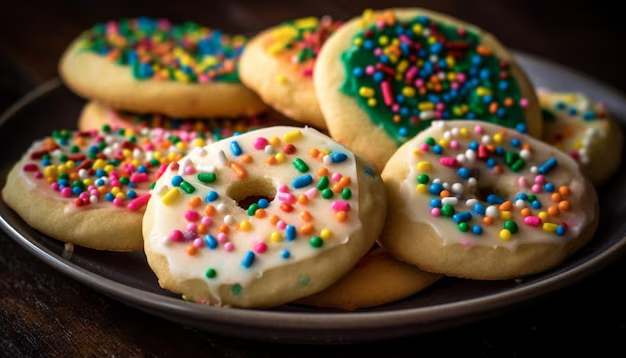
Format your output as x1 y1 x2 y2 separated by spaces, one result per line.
2 52 626 333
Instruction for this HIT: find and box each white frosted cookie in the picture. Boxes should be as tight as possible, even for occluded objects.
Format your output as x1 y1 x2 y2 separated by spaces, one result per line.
380 120 598 280
59 17 268 118
537 88 623 186
2 127 206 251
295 247 441 310
239 16 342 129
142 126 386 308
314 8 542 170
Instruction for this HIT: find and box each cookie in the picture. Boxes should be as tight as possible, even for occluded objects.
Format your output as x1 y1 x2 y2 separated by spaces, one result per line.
379 120 598 280
537 88 623 186
295 247 441 310
239 16 342 129
314 8 542 170
59 17 268 118
2 126 207 251
142 126 386 308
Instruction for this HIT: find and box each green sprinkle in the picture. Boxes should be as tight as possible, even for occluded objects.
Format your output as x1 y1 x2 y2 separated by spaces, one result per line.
205 268 217 279
292 158 309 173
317 175 329 190
511 159 525 172
505 152 519 166
180 181 196 194
197 173 216 183
527 194 537 202
59 154 68 162
59 173 69 180
322 188 334 199
247 203 259 216
425 137 436 146
231 284 242 296
70 145 79 153
341 188 352 200
102 124 111 133
88 152 97 160
310 236 323 248
417 174 430 184
441 204 455 217
119 177 130 185
504 220 518 234
108 159 120 167
98 141 107 150
72 180 84 189
458 222 469 232
150 158 160 167
150 182 156 190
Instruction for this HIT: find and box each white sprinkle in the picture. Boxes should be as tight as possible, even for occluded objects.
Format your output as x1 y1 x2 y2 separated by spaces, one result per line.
99 177 109 183
481 135 491 145
456 154 466 163
582 137 593 147
451 183 464 194
438 71 446 80
323 155 332 165
580 154 590 164
433 178 441 184
217 203 226 212
442 182 450 190
429 54 438 63
530 166 538 174
90 195 99 205
178 158 190 176
442 197 458 205
105 135 115 144
51 149 62 157
465 199 478 207
468 177 477 187
224 215 235 225
486 205 500 218
217 150 228 166
515 199 526 208
103 147 113 156
111 142 120 151
193 147 207 157
196 164 215 173
420 110 436 120
586 127 598 137
433 120 445 129
465 149 476 162
423 28 431 36
451 128 460 137
162 236 171 246
265 145 276 155
133 148 143 160
154 184 168 196
169 145 178 153
78 169 88 179
64 243 74 252
140 128 150 136
443 131 451 140
520 149 532 160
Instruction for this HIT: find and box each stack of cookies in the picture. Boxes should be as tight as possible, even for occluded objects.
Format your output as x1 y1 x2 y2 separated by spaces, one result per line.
2 9 621 311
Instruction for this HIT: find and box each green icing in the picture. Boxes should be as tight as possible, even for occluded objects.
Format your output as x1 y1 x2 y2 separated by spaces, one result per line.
340 15 527 145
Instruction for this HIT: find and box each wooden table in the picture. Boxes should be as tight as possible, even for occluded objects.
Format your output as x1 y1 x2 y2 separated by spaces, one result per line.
1 0 625 356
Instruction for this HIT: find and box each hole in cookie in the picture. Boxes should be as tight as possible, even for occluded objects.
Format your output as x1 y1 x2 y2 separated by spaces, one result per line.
473 185 510 204
226 177 276 210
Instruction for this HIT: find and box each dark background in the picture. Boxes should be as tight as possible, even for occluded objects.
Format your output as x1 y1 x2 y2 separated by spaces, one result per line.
1 0 625 356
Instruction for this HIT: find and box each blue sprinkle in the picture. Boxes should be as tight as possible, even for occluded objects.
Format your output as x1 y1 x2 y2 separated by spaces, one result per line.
88 146 99 154
233 132 242 136
331 152 348 163
398 128 408 137
379 55 390 64
469 142 479 151
544 183 555 193
567 108 577 116
137 165 148 173
205 191 219 202
583 111 595 121
472 203 486 215
257 198 269 209
556 102 566 110
453 212 472 223
417 15 430 24
42 158 51 167
242 251 255 268
281 250 291 259
72 187 82 195
495 147 505 156
363 40 373 50
538 158 558 174
128 183 137 189
204 235 218 249
96 169 107 178
352 67 364 77
532 200 542 209
433 145 443 155
373 71 384 82
556 226 566 236
515 193 528 201
430 199 442 208
497 108 506 118
458 167 470 179
396 95 405 103
498 80 508 91
292 174 313 189
58 179 69 187
365 168 375 177
486 158 497 168
105 193 115 201
467 112 476 119
487 194 505 205
139 63 153 78
400 107 409 116
472 225 483 235
96 179 105 186
286 225 296 241
430 42 443 54
472 55 482 66
171 175 184 187
230 141 242 156
127 190 137 199
516 123 527 134
429 183 444 195
510 138 521 148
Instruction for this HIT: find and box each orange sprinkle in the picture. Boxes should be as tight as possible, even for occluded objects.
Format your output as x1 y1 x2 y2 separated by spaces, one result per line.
339 176 351 187
186 245 197 256
499 201 513 211
336 211 348 222
547 206 560 217
188 196 202 208
98 186 108 194
254 209 267 218
300 223 314 235
504 98 514 107
43 138 58 150
69 172 79 181
521 208 532 217
75 137 86 147
47 177 55 184
219 225 229 234
559 186 571 197
522 144 532 151
241 154 253 164
419 87 427 95
487 144 496 153
297 195 308 205
197 224 208 235
300 211 313 222
492 165 503 175
433 83 442 92
393 115 401 123
280 202 293 213
440 190 451 198
229 162 247 179
266 157 277 165
550 193 561 203
309 148 320 158
205 205 216 216
476 45 492 56
489 102 498 114
558 200 571 212
332 183 343 193
483 217 494 225
318 167 329 177
269 215 280 226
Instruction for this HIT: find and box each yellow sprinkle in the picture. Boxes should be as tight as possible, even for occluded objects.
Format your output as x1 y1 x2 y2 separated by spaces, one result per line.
83 178 93 186
446 56 455 67
428 36 437 44
378 36 389 45
104 165 115 173
65 161 76 169
416 161 432 172
320 229 332 240
153 152 163 160
275 153 286 163
44 166 57 178
161 188 182 206
438 139 448 148
271 231 283 242
359 87 375 97
176 142 187 151
402 87 415 97
499 211 512 220
362 8 374 21
418 102 435 111
277 74 287 84
416 184 428 194
367 98 377 107
412 24 423 34
353 37 364 46
239 220 252 231
493 133 503 144
543 223 558 233
168 152 178 161
460 128 469 137
294 16 319 29
412 149 423 157
499 229 512 241
283 130 303 143
122 149 132 158
193 139 205 147
115 192 126 200
453 107 464 116
447 72 456 82
395 74 403 81
397 60 409 74
538 211 549 221
476 87 492 96
93 159 105 170
269 136 281 147
111 187 121 195
267 42 286 56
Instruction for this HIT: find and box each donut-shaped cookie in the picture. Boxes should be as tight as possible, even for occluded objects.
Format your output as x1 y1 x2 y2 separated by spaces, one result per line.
142 126 386 308
78 101 278 137
2 127 206 251
295 247 441 310
379 120 598 280
59 17 268 118
537 88 623 186
240 16 342 129
314 8 542 170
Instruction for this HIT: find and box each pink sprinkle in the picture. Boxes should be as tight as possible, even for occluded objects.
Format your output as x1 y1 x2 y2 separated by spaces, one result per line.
254 242 267 254
184 166 195 175
301 68 313 77
90 189 99 196
520 98 529 108
381 81 394 106
156 164 168 179
399 34 412 44
373 48 383 56
198 74 210 83
217 233 228 243
331 173 342 182
88 185 97 191
23 163 38 172
460 238 473 248
34 172 43 179
201 216 212 226
79 192 89 200
419 143 429 151
113 198 124 207
405 66 418 81
51 183 60 191
130 173 149 183
376 20 385 29
305 188 317 198
456 73 466 82
193 238 204 248
365 65 376 75
61 187 73 197
534 175 545 184
185 210 200 222
278 193 295 203
474 125 484 134
570 151 580 160
524 216 541 227
440 157 459 167
170 230 184 242
253 137 268 150
224 242 234 252
278 185 289 193
531 184 542 194
518 177 528 188
331 201 351 212
110 180 120 188
109 172 119 179
451 82 459 90
144 143 155 151
450 140 460 150
431 208 441 217
391 104 400 113
435 111 442 118
435 103 445 111
187 223 198 232
277 221 287 230
415 79 424 88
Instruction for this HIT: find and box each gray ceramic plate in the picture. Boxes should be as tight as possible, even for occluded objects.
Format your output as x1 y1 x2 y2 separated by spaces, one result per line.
1 51 625 344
